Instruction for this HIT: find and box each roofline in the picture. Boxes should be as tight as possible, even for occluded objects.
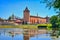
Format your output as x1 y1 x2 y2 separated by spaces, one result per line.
30 16 46 19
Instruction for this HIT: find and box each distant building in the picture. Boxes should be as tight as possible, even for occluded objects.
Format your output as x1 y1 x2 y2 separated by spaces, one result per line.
7 14 23 24
1 7 49 25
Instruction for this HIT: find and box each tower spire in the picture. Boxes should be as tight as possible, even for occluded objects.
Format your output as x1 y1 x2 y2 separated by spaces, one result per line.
11 12 15 20
37 13 38 17
26 6 28 10
24 7 30 12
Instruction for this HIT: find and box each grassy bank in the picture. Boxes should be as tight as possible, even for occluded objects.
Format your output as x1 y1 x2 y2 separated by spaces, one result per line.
0 24 52 30
0 25 37 29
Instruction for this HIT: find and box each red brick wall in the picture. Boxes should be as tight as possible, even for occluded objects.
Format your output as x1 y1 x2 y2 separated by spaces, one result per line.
24 11 30 23
30 17 46 24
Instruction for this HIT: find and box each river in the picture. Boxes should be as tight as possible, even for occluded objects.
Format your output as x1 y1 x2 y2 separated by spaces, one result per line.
0 28 60 40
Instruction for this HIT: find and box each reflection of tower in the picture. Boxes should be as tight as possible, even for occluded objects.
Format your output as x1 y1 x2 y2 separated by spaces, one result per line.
23 7 30 23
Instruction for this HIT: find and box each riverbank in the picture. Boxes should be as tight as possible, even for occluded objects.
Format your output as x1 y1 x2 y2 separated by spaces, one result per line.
0 25 37 29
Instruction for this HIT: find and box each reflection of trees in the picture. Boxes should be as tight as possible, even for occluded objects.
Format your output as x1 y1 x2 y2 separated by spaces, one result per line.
9 32 15 40
50 15 60 38
4 29 6 35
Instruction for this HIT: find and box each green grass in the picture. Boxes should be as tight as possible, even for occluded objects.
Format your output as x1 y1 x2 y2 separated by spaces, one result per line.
37 24 52 30
0 24 52 30
0 25 38 29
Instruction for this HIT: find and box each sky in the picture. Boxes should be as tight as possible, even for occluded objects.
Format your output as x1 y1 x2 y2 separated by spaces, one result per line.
0 0 57 19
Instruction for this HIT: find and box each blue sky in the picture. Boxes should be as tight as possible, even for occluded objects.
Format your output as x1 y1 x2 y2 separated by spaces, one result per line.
0 0 57 19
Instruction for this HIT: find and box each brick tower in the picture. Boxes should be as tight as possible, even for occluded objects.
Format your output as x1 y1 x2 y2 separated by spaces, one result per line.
23 7 30 24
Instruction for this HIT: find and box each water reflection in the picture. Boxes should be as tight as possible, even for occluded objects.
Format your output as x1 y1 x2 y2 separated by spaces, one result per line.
0 28 60 40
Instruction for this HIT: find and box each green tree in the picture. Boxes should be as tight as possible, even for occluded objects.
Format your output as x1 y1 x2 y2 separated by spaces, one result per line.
40 0 60 37
8 14 15 20
0 18 4 21
41 0 60 28
8 16 11 20
41 0 60 17
50 15 59 38
41 0 60 10
50 15 58 28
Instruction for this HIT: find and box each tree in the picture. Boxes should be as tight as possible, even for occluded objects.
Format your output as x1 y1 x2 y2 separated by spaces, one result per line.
41 0 60 10
8 16 11 20
40 0 60 17
50 15 60 38
8 14 15 20
40 0 60 37
0 18 4 21
41 0 60 29
50 15 58 28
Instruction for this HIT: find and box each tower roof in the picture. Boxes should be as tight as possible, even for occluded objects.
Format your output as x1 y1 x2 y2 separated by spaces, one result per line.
24 7 30 12
46 15 49 18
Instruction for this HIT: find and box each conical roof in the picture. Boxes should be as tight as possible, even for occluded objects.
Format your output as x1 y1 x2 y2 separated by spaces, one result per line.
24 7 30 12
